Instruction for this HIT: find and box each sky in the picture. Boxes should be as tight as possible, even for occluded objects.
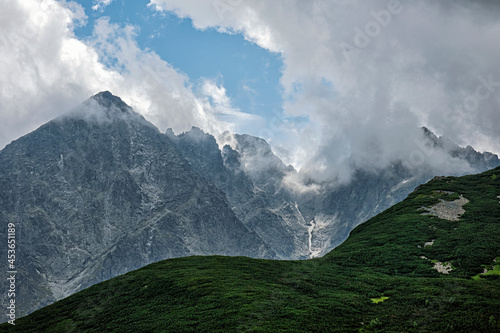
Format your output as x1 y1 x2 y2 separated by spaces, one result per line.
1 0 499 184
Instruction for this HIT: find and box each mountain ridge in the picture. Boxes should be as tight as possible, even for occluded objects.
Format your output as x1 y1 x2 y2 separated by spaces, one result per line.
3 165 499 332
1 91 499 317
0 92 275 316
169 125 499 258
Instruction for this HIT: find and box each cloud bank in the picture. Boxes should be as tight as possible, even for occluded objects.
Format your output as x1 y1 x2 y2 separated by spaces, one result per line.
0 0 254 151
1 0 499 186
151 0 500 182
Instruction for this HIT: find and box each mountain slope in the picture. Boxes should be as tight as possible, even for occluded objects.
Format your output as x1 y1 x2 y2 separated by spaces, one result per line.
168 127 310 259
0 92 274 317
169 126 499 259
5 166 500 332
303 133 500 256
1 91 498 318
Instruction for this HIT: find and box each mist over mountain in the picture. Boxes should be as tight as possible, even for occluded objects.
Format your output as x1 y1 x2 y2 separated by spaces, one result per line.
0 92 498 318
6 165 500 332
168 128 310 259
294 127 500 255
169 120 499 259
0 92 273 316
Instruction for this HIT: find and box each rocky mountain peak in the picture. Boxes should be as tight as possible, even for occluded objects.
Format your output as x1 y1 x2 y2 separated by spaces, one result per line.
56 91 153 130
2 92 499 318
179 126 214 143
0 94 275 316
90 91 131 112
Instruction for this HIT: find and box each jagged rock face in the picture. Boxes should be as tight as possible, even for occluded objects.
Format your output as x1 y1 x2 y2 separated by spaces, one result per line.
172 126 500 260
0 92 274 316
1 91 499 317
297 130 500 257
221 132 295 198
170 127 310 259
299 164 425 256
167 127 256 208
422 126 499 171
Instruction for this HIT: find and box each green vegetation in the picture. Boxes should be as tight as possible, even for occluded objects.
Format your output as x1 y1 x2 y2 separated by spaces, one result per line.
417 190 461 202
472 257 500 281
370 296 389 304
483 265 500 277
2 167 500 332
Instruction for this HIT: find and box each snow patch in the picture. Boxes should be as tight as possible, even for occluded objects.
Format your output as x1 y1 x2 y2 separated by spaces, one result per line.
390 177 416 192
306 213 337 258
57 154 64 170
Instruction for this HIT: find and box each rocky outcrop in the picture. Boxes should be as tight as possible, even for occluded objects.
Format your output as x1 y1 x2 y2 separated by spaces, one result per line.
0 92 274 316
169 126 500 260
1 92 499 317
420 195 470 221
169 127 310 259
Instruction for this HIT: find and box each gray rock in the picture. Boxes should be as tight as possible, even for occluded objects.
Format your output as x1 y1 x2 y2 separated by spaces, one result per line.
0 92 274 316
170 127 308 259
171 126 499 260
1 92 498 318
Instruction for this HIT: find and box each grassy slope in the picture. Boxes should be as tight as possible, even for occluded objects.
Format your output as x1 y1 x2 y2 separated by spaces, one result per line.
3 167 500 332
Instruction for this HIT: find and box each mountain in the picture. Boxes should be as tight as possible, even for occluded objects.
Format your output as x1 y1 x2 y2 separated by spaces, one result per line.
168 128 311 259
297 128 500 256
0 92 274 317
1 91 498 317
5 166 500 332
167 126 499 259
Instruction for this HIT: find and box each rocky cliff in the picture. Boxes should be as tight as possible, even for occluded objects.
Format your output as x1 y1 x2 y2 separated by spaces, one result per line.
169 126 499 259
1 91 498 317
0 92 274 316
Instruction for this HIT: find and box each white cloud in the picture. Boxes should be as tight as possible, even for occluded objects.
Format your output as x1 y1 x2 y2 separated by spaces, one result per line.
92 0 113 12
201 80 260 121
148 0 282 52
0 0 251 150
1 0 499 186
0 0 107 148
151 0 500 182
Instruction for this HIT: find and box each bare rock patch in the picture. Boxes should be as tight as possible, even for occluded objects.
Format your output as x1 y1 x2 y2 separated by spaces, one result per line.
433 261 453 274
420 195 469 221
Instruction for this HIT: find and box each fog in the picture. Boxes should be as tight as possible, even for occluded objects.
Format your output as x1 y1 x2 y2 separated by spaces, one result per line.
152 0 500 183
2 0 499 185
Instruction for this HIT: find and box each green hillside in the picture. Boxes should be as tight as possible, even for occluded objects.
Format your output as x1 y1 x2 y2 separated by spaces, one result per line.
3 167 500 332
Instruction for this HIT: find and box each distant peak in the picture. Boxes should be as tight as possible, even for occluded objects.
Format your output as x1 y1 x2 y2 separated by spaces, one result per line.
421 126 438 140
177 126 213 142
93 90 113 98
191 126 204 132
165 128 176 138
55 91 156 129
90 91 131 112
